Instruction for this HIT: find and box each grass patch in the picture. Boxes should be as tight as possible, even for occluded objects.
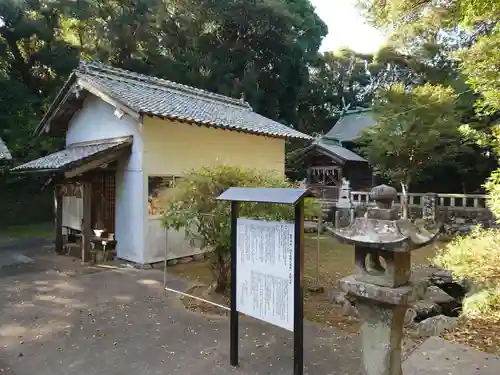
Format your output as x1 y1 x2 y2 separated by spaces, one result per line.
0 222 54 241
170 234 440 333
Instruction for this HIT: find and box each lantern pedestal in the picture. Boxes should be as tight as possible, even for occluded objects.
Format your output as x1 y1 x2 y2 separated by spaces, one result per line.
329 184 439 375
340 275 427 375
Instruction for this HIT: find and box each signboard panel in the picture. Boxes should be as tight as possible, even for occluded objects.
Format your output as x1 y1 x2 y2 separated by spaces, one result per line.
236 218 295 331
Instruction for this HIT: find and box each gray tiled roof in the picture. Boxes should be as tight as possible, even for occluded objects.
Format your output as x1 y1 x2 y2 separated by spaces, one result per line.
0 137 12 160
12 138 131 172
315 138 366 162
325 108 376 142
74 62 311 140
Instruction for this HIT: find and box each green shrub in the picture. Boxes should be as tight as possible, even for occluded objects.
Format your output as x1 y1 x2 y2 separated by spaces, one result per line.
162 164 320 293
433 227 500 319
485 168 500 221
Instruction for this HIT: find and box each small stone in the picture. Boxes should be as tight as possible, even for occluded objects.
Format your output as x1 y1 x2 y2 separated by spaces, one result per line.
431 269 453 283
307 285 325 293
340 301 359 317
417 315 458 337
304 222 318 233
134 263 152 270
167 259 179 266
178 257 193 264
405 308 417 326
331 291 347 305
425 286 455 305
151 262 165 270
192 254 205 261
412 301 442 321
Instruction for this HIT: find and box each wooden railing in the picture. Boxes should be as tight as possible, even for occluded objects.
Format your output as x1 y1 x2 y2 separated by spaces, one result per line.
350 191 488 210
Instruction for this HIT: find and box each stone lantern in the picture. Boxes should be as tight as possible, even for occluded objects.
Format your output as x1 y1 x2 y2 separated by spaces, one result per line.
329 184 439 375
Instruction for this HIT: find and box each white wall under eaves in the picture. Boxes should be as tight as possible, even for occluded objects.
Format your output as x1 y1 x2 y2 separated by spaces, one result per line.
65 95 146 264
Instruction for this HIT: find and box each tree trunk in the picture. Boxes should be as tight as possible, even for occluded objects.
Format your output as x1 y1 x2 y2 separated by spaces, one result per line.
401 182 409 219
213 252 228 294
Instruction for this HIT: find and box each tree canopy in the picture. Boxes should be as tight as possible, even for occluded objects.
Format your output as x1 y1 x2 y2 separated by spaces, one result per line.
356 0 499 194
0 0 496 194
358 83 463 215
0 0 332 159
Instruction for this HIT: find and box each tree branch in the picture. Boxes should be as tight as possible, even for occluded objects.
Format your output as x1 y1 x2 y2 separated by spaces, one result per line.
0 28 33 91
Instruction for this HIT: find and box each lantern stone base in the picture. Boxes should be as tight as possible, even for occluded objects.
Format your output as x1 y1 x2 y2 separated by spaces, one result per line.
339 276 427 375
358 303 406 375
340 276 427 306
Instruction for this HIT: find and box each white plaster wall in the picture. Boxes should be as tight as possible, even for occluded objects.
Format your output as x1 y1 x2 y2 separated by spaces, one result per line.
115 157 146 263
145 217 167 263
66 96 146 263
66 96 143 171
62 196 83 230
146 217 204 263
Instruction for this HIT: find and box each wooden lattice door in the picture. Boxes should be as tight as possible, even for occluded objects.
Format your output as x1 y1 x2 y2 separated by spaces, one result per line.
91 172 116 233
103 173 116 233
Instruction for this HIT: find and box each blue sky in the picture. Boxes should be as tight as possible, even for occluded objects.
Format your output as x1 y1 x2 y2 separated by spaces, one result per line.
310 0 386 53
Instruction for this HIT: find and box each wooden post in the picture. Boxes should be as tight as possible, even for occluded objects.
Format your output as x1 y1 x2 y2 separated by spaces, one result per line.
55 185 64 254
82 182 92 263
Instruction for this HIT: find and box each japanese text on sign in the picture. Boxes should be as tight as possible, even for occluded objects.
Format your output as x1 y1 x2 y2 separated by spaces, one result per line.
236 218 295 331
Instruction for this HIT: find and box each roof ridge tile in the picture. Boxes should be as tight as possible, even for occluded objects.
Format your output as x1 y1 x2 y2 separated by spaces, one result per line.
37 60 311 140
78 61 251 110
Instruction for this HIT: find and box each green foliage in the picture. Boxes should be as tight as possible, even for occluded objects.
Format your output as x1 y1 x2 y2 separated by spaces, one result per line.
0 0 329 160
357 1 499 139
462 288 500 318
371 0 500 321
356 1 499 195
434 227 500 319
0 0 494 197
484 168 500 219
357 0 500 29
162 165 319 293
63 0 328 128
357 1 499 169
358 83 463 188
0 0 78 159
459 116 500 218
459 26 500 115
296 48 373 136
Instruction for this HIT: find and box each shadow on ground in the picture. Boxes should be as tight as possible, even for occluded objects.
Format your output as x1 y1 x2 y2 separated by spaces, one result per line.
0 240 364 375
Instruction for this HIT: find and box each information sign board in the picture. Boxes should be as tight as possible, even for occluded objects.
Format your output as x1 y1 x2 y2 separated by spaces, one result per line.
236 218 295 331
216 187 309 375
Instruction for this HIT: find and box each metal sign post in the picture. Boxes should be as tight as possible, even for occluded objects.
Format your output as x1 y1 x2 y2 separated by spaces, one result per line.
230 200 239 366
217 187 310 375
293 199 304 375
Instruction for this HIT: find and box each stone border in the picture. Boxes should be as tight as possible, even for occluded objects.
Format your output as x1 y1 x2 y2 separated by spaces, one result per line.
116 253 207 270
